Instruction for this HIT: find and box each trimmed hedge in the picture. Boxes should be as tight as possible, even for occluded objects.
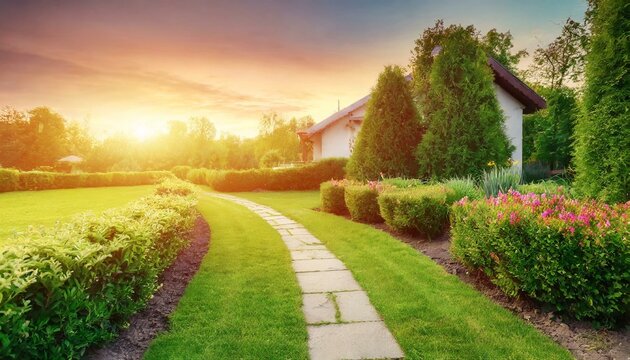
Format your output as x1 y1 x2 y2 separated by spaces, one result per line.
378 185 454 238
320 180 350 214
450 190 630 327
0 181 197 358
0 170 173 192
187 158 347 192
344 183 386 223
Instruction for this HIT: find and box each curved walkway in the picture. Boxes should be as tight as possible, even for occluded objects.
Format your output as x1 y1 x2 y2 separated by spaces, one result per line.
211 193 404 360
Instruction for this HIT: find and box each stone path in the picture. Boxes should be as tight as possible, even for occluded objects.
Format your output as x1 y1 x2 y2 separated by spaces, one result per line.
210 193 404 360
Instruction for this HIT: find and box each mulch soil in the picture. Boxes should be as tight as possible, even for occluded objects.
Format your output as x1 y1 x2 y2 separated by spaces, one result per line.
367 220 630 360
86 214 210 360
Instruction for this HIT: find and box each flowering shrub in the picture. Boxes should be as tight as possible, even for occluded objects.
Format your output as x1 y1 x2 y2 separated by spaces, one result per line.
344 183 388 223
320 179 351 214
379 185 455 238
451 190 629 327
155 177 195 196
0 186 197 358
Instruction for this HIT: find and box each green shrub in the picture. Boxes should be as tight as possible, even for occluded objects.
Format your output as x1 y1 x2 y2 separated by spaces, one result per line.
344 183 385 223
378 185 454 238
523 161 550 183
320 180 350 214
0 190 197 358
517 180 567 196
155 178 195 196
450 191 630 327
210 158 346 192
443 176 483 201
171 165 192 179
381 177 425 188
0 169 19 192
481 167 521 197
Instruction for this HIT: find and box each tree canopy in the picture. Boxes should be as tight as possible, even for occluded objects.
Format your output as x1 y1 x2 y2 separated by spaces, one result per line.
347 65 423 180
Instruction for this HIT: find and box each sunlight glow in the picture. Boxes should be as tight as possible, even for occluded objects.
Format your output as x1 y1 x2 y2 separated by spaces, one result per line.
132 124 158 141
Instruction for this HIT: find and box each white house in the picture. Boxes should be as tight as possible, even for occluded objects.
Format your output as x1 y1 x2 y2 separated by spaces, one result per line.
298 57 546 169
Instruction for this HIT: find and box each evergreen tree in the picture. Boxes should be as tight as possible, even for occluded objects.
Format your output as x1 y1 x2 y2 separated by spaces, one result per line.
574 0 629 202
415 27 513 178
347 65 422 180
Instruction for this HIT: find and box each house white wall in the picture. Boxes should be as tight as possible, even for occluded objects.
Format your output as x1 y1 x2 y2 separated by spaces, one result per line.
312 86 525 170
494 83 524 167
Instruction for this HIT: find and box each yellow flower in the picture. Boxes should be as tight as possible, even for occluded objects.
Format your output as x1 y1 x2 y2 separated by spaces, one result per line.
487 161 496 167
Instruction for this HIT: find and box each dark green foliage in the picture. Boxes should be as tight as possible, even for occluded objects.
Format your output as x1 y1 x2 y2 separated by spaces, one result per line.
574 0 630 203
344 184 384 223
0 169 20 192
0 184 197 358
347 66 422 180
450 193 629 327
415 27 513 179
0 170 172 192
320 180 349 214
201 158 346 192
378 185 454 238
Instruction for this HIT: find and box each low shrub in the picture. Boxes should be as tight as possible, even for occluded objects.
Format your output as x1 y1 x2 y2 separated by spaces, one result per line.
481 167 521 197
0 170 173 192
320 180 350 214
378 185 454 238
381 177 425 188
517 180 568 196
0 169 19 192
450 191 630 327
186 168 213 185
0 185 197 358
443 176 483 201
344 182 386 223
209 158 347 192
155 178 195 196
171 165 193 179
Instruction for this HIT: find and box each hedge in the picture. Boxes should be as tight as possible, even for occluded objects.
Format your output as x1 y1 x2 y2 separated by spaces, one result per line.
344 182 386 223
450 190 630 327
0 169 173 192
185 158 347 192
0 181 197 358
320 180 350 214
378 185 454 238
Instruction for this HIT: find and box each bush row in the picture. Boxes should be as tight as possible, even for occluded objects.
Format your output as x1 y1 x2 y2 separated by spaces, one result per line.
345 183 386 223
0 169 173 192
0 181 198 358
450 191 629 327
178 158 347 192
320 180 350 214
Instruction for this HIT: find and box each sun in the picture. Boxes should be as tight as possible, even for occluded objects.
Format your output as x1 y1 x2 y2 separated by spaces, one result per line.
132 124 156 141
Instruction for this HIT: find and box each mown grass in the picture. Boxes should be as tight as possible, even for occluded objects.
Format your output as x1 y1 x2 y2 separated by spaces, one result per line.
144 195 308 360
0 185 153 243
236 190 572 360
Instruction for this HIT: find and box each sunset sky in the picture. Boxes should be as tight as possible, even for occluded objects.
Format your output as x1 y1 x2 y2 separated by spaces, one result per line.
0 0 586 139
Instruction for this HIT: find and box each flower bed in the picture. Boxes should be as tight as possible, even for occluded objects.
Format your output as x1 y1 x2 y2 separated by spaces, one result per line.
0 181 197 358
450 190 629 327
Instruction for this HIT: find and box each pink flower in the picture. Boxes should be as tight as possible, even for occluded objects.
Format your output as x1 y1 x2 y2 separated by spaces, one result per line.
509 212 519 225
497 211 505 220
541 209 552 218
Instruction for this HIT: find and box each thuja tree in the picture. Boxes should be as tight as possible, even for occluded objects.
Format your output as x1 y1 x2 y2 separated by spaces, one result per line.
574 0 629 203
347 65 422 180
415 27 513 178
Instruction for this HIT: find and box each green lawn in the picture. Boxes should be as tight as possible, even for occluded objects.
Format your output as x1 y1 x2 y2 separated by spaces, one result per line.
234 190 572 360
0 185 153 244
144 195 309 360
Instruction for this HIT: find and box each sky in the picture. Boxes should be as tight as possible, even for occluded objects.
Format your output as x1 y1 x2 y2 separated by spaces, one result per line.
0 0 587 139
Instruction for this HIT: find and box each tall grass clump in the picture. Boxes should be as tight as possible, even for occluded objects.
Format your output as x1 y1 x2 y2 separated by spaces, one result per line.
444 176 483 201
482 167 521 197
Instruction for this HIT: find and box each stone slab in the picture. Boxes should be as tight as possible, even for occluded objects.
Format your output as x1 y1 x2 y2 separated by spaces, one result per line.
288 228 311 235
302 293 336 324
335 291 381 322
292 258 347 273
296 270 361 293
290 249 337 260
282 234 321 244
307 322 404 360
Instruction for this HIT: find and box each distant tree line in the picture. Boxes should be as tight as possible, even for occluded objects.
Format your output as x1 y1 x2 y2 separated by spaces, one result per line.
0 107 313 172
